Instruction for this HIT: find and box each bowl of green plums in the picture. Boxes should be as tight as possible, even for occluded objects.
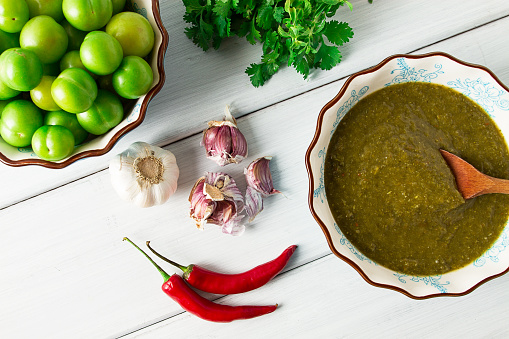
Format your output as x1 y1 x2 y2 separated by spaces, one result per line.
0 0 168 168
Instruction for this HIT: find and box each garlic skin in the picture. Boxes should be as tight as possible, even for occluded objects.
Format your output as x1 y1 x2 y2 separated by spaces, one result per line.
245 186 264 222
245 156 281 196
201 105 248 166
244 156 281 222
189 172 245 236
109 142 179 208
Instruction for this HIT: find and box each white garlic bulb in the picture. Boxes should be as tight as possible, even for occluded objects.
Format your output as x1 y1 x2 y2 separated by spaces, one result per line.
109 142 179 208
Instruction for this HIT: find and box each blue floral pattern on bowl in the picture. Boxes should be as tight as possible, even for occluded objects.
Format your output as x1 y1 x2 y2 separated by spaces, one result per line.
126 0 148 19
385 58 444 86
448 78 509 115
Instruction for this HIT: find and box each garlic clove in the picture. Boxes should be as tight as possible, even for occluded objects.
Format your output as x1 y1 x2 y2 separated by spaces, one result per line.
189 172 245 235
230 125 248 161
201 105 248 166
189 177 214 228
109 142 179 208
244 156 281 196
245 186 264 222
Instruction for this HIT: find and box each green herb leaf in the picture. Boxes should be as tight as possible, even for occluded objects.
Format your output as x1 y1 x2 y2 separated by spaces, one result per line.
213 0 232 18
246 63 268 87
323 21 353 46
315 43 342 70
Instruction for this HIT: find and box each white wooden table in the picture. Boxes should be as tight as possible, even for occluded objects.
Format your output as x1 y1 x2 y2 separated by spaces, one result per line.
2 1 509 338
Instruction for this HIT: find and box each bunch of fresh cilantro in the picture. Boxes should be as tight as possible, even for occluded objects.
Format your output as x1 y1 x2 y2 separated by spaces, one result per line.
182 0 354 87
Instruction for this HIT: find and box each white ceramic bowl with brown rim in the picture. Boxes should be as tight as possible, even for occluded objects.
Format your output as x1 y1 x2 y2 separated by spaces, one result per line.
306 52 509 299
0 0 169 169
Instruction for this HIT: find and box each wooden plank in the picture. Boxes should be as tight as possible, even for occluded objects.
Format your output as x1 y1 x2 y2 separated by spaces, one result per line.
1 0 508 209
123 253 509 338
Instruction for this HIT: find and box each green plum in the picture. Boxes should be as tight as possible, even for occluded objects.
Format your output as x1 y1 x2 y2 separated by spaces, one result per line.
0 77 20 100
0 30 20 54
30 75 60 111
0 99 43 147
112 56 153 99
59 50 97 78
0 95 19 118
0 48 43 91
80 31 123 76
112 0 126 15
32 125 75 161
45 110 88 144
25 0 64 22
20 15 68 64
51 68 98 113
61 19 87 51
62 0 112 32
77 89 123 135
0 0 29 33
106 12 154 58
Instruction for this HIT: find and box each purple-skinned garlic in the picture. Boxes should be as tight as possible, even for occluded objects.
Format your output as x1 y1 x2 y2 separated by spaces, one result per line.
201 105 248 166
244 156 281 222
189 172 245 236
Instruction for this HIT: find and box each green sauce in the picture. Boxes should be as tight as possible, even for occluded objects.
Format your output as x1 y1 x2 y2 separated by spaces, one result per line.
324 82 509 276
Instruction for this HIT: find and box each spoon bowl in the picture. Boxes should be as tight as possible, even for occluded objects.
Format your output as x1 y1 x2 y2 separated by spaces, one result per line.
440 149 509 199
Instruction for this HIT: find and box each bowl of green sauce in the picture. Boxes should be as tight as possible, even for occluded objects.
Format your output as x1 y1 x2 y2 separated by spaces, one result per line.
306 52 509 299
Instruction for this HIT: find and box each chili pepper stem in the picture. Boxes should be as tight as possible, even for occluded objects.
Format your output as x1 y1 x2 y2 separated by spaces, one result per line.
123 237 171 282
146 241 191 274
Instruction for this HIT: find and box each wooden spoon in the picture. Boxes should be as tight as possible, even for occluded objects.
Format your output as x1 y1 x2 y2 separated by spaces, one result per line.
440 149 509 199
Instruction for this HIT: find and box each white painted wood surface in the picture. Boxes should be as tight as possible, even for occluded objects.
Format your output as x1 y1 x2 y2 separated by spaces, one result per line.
1 1 509 338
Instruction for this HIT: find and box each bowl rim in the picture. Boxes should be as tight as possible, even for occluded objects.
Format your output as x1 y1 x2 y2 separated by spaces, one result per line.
305 51 509 299
0 0 170 169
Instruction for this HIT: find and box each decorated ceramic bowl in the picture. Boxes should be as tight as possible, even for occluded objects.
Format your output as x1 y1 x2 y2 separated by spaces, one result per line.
306 52 509 299
0 0 169 169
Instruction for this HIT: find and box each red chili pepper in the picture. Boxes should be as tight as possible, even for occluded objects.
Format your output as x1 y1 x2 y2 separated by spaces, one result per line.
124 237 277 322
146 241 297 294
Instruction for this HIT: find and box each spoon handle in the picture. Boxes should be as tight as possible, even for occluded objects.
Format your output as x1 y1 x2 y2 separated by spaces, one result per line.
482 176 509 195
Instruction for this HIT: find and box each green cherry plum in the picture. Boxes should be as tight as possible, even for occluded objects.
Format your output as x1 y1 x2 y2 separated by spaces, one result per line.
105 12 154 58
25 0 64 22
0 99 43 147
112 56 153 99
51 68 98 113
0 48 43 91
0 95 19 118
45 110 88 144
112 0 126 15
0 30 20 54
62 0 112 32
0 77 20 100
30 75 60 111
60 50 97 78
20 15 68 64
77 90 123 135
0 0 29 33
32 125 75 161
61 19 87 51
80 31 123 76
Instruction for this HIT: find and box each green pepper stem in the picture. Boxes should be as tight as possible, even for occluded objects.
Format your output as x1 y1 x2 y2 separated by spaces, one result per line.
123 237 171 282
145 241 189 273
